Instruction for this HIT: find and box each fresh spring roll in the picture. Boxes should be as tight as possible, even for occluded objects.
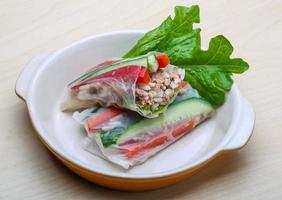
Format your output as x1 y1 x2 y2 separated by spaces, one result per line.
73 85 214 169
62 52 185 118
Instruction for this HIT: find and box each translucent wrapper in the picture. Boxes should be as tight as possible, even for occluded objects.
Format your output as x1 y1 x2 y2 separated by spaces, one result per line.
73 85 214 169
63 63 185 118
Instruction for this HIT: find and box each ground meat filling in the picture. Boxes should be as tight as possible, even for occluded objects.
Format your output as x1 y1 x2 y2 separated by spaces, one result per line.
136 67 183 111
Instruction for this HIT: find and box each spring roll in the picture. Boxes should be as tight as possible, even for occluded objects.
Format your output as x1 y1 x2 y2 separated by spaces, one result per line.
62 52 185 118
73 85 214 169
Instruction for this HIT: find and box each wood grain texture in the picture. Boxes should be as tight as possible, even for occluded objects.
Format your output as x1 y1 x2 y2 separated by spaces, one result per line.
0 0 281 199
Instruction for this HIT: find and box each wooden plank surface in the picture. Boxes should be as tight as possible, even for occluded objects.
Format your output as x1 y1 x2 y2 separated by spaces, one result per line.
0 0 281 199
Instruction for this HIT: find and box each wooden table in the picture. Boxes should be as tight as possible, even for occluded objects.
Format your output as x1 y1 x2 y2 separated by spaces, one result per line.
1 0 281 199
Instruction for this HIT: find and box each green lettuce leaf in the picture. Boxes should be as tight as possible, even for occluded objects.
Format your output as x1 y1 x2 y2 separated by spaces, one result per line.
123 5 249 108
156 29 201 64
123 5 200 58
183 35 249 73
182 35 249 107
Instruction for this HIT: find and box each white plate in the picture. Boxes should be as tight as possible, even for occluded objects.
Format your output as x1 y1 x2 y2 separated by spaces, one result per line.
15 30 255 190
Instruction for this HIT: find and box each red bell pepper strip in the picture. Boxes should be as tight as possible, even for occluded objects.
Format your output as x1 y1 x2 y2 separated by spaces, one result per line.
125 134 168 159
180 81 188 88
124 118 195 158
71 65 150 91
156 53 170 68
87 107 124 132
137 67 150 84
171 119 194 138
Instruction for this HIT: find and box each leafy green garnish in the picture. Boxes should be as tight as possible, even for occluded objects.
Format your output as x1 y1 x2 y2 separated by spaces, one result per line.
123 5 200 58
156 29 201 64
123 5 249 107
183 35 249 107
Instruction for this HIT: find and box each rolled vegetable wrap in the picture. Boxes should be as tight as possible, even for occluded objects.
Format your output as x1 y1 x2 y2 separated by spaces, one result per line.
62 52 185 118
73 85 214 169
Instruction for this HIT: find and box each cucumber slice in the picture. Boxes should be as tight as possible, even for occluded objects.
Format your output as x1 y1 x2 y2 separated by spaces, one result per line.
116 98 213 145
69 53 159 86
92 56 148 77
147 53 159 72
